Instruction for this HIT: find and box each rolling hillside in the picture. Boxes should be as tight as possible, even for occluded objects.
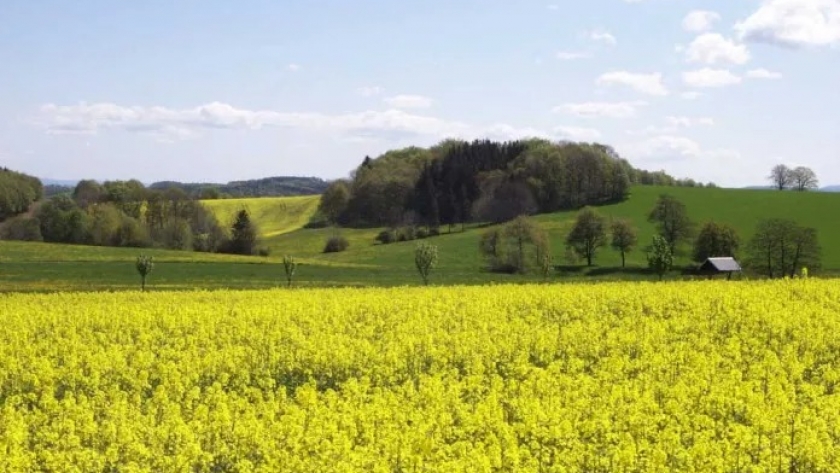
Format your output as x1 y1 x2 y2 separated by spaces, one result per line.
2 186 839 292
260 185 840 273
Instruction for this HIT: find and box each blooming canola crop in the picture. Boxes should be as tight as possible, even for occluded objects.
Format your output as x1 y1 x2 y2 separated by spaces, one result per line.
1 280 839 471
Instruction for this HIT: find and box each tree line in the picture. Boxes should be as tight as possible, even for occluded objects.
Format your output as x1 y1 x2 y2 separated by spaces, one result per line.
318 139 716 229
45 176 330 200
1 178 261 256
0 167 43 222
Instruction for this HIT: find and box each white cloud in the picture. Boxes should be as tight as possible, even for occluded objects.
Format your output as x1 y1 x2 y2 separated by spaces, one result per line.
680 91 703 100
357 86 384 97
589 29 617 45
287 63 302 72
735 0 840 48
35 102 467 141
682 10 722 32
35 101 586 146
596 71 669 96
382 95 433 109
555 101 647 118
556 51 590 60
666 116 715 127
625 135 704 158
553 126 603 141
627 116 715 136
620 135 741 163
682 68 743 88
746 68 784 79
684 33 751 65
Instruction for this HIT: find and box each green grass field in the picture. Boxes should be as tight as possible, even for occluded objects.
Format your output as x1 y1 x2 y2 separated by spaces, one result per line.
1 186 838 292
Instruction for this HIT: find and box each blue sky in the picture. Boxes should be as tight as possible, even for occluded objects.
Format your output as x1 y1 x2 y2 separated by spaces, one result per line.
1 0 838 187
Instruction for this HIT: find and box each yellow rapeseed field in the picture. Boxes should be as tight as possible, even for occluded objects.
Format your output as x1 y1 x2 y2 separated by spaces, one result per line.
1 280 839 472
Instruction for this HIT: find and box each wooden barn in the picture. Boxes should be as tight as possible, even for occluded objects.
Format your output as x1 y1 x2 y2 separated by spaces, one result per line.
698 257 742 280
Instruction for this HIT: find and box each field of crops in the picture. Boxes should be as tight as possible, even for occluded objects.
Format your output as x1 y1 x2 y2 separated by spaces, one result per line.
2 281 839 471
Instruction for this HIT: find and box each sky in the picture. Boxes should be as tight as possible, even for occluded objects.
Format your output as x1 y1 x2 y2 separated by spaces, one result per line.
0 0 838 188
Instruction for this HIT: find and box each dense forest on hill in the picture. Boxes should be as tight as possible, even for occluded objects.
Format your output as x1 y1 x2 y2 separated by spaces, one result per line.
320 138 713 228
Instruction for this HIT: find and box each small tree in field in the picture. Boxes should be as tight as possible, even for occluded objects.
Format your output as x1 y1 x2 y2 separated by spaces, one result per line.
540 252 553 281
565 207 607 267
135 254 154 291
610 219 637 268
647 236 673 281
414 242 439 286
283 255 297 288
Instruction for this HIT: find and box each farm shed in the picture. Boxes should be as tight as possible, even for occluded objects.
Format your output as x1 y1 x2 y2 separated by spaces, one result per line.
699 257 742 280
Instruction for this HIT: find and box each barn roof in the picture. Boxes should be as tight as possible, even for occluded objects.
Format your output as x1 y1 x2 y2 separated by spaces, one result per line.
701 257 742 272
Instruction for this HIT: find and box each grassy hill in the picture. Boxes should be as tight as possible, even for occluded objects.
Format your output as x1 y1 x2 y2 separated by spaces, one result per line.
203 195 321 239
1 186 838 292
260 185 840 272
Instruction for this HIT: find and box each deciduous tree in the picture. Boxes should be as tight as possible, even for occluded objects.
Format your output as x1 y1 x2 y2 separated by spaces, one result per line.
692 221 740 262
610 219 637 268
768 164 792 191
414 242 439 285
745 219 821 278
648 194 694 254
790 166 819 192
565 207 607 266
647 235 673 281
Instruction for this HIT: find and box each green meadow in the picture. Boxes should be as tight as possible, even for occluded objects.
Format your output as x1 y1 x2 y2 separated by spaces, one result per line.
1 186 838 292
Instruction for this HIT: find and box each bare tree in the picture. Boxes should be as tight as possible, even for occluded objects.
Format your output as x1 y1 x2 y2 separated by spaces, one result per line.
789 166 819 192
768 164 792 191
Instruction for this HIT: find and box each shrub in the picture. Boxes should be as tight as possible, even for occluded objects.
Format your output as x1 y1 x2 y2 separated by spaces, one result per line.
480 216 550 274
375 229 397 245
115 216 151 248
257 247 272 257
416 228 429 239
428 227 441 237
323 235 349 253
0 216 43 242
397 226 417 242
159 218 193 251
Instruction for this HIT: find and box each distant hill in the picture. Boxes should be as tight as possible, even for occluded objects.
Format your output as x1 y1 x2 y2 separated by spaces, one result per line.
820 185 840 192
40 178 80 187
150 176 329 198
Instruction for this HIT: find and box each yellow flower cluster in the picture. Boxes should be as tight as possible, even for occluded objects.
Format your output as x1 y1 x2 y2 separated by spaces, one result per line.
1 280 839 472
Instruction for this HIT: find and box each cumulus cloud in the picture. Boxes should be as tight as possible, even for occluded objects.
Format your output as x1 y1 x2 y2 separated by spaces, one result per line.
596 71 669 96
287 63 302 72
619 135 740 165
735 0 840 48
685 33 751 65
746 68 784 79
627 116 715 136
555 101 647 118
682 68 742 88
553 126 603 141
383 95 434 109
556 51 590 60
589 29 617 45
680 91 703 100
682 10 722 32
357 86 384 97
